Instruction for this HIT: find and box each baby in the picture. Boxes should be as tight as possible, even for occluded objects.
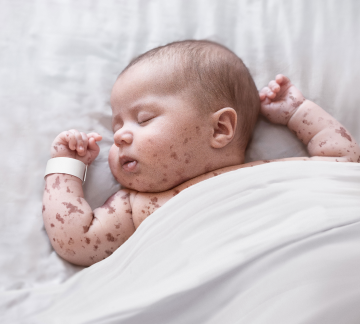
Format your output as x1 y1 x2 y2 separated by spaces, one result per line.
43 40 360 266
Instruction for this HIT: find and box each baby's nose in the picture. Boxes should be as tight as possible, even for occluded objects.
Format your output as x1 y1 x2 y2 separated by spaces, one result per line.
114 130 133 147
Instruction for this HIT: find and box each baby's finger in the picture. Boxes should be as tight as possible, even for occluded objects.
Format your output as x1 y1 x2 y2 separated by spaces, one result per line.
88 137 100 152
65 131 77 150
259 87 269 101
275 74 290 85
268 80 280 93
69 129 85 154
259 92 266 101
87 132 102 141
266 87 276 99
79 132 88 156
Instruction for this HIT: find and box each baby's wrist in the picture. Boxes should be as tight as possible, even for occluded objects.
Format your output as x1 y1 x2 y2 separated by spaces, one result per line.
45 157 87 183
286 98 308 126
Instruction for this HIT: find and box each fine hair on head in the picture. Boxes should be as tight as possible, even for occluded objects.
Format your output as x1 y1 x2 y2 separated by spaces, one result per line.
121 39 260 151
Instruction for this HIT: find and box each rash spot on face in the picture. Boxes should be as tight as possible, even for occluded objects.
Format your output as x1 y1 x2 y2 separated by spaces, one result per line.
85 238 91 244
105 250 113 256
170 152 179 160
183 138 188 145
115 223 121 229
77 198 82 205
125 209 132 214
335 127 352 142
173 189 180 197
66 187 71 193
68 238 74 245
56 213 64 224
83 225 89 233
106 233 115 242
196 126 200 134
45 183 50 193
52 176 61 190
62 202 84 215
141 210 145 213
50 223 55 227
42 205 46 212
96 237 101 244
65 249 75 256
93 245 98 251
53 145 58 152
263 160 271 163
175 169 185 176
57 239 64 249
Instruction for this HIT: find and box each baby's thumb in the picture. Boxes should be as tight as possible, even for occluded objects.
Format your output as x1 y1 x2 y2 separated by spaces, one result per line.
88 137 100 153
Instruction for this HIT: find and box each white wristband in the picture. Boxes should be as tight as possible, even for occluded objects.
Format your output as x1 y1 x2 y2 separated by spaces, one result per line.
45 157 87 183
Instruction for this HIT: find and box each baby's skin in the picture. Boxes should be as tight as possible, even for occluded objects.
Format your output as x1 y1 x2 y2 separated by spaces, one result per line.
43 73 360 266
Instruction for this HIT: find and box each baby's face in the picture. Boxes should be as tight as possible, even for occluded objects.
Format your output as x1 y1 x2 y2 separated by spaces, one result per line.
109 62 213 192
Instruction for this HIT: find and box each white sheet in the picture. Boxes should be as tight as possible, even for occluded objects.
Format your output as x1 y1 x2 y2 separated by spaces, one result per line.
1 0 360 322
1 162 360 323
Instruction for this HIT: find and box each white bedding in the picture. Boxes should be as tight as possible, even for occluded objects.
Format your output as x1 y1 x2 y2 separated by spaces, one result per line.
1 162 360 323
1 0 360 322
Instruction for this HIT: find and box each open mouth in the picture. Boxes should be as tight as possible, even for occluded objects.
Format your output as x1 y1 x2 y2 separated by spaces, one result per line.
120 156 138 172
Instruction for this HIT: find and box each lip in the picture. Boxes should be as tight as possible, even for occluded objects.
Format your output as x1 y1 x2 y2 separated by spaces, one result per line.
119 155 138 172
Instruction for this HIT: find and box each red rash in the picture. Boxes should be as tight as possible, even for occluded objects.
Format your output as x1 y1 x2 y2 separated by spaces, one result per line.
102 195 116 214
106 233 115 242
56 213 65 224
335 127 352 142
52 176 61 190
62 202 84 215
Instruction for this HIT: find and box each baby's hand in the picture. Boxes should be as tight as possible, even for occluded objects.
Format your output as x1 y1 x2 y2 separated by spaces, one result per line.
50 130 102 165
259 74 305 125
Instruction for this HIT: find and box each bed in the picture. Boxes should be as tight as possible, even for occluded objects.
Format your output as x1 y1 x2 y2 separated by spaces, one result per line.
1 1 360 323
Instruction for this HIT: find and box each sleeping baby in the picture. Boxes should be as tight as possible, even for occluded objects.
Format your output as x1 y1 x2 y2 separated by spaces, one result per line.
43 40 360 266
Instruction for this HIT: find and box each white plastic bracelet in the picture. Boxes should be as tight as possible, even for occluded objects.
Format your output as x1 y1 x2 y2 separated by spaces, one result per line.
44 157 87 183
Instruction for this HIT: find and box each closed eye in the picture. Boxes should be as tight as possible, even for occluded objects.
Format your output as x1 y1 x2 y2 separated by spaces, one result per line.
138 117 154 125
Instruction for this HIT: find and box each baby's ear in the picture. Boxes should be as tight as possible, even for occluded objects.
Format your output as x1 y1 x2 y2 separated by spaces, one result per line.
210 108 237 149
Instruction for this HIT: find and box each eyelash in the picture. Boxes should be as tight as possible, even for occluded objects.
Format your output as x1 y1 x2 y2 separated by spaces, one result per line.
138 117 153 125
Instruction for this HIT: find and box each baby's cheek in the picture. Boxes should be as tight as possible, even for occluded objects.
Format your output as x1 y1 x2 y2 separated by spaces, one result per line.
108 145 122 182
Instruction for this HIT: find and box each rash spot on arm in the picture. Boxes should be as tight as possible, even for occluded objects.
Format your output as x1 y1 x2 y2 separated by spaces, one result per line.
335 127 352 142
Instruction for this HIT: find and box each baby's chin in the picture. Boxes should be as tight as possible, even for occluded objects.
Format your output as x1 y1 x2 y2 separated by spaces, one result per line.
115 173 188 193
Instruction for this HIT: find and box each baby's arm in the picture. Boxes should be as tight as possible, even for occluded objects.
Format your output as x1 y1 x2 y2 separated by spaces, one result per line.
259 75 360 162
43 130 136 266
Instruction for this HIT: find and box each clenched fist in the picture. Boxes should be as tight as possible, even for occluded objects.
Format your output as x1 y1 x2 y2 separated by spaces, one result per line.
51 129 102 165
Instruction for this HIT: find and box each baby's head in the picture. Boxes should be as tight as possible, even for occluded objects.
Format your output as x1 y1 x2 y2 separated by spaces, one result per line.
109 40 260 192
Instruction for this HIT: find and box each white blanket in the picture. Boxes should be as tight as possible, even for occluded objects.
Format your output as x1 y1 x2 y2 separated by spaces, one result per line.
2 161 360 324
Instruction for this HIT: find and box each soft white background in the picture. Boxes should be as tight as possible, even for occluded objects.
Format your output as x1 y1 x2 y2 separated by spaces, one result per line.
0 0 359 290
